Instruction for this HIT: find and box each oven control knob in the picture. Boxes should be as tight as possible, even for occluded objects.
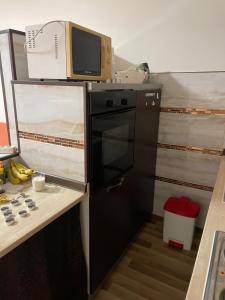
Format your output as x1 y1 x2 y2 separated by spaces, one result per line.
121 98 128 105
106 99 113 107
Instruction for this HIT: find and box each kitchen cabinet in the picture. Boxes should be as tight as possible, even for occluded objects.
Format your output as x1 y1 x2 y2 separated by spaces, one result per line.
89 89 137 293
133 89 161 218
88 87 161 294
90 170 136 293
0 205 87 300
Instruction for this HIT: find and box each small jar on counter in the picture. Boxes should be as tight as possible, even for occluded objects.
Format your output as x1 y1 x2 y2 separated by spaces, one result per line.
32 173 46 192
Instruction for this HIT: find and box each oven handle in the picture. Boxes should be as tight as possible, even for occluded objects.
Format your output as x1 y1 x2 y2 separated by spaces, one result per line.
106 177 124 193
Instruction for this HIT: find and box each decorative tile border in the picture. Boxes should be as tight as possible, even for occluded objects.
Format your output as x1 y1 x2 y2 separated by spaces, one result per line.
161 107 225 115
157 143 223 156
155 176 214 192
18 131 84 149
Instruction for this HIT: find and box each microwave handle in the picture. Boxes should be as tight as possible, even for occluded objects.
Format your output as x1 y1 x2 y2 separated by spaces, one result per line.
106 177 124 193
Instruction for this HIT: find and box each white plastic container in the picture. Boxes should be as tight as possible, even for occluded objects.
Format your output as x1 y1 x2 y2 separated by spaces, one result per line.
163 196 200 251
32 173 45 192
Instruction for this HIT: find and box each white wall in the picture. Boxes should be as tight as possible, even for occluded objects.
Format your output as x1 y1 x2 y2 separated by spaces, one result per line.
0 0 224 72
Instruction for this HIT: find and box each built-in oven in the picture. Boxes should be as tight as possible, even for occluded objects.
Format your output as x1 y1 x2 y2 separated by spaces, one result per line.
89 90 136 192
88 90 137 293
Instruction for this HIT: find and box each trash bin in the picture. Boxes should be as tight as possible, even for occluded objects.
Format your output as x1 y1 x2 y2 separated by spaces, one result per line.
163 196 200 250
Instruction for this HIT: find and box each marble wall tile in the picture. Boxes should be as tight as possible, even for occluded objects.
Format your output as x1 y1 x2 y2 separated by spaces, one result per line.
14 84 85 142
158 112 225 149
151 71 225 227
153 180 212 228
19 138 85 183
151 72 225 109
156 148 220 188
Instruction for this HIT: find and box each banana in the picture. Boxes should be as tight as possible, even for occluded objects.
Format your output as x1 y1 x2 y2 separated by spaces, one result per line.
10 161 29 182
0 195 8 204
8 164 20 185
13 162 25 174
24 169 33 176
8 160 33 183
14 162 34 176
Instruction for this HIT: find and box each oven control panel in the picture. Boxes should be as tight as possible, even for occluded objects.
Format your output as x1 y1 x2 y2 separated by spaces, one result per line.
89 90 136 115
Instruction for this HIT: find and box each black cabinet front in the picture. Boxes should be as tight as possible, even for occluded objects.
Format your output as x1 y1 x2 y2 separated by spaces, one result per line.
0 206 87 300
89 95 137 293
90 171 137 293
134 90 161 214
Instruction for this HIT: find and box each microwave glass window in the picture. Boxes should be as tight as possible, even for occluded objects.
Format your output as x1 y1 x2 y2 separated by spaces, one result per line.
72 27 101 76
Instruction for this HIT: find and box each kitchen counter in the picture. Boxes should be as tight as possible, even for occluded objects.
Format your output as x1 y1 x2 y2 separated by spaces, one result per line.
0 183 85 258
87 82 162 91
186 156 225 299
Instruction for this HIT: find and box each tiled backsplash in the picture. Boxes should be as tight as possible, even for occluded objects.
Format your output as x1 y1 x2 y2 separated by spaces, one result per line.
152 72 225 228
13 82 86 184
18 131 84 149
158 112 225 149
19 139 85 183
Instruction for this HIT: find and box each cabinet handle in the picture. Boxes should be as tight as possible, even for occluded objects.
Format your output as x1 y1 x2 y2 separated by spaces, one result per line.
145 100 148 108
156 92 160 99
106 177 124 193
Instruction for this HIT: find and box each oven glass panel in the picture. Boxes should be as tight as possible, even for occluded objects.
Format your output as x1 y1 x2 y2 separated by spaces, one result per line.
103 124 129 164
91 110 135 187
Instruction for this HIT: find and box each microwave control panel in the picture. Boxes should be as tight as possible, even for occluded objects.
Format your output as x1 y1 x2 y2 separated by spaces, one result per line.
26 22 67 79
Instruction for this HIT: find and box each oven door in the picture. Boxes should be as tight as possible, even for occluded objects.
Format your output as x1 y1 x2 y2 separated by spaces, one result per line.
90 109 136 192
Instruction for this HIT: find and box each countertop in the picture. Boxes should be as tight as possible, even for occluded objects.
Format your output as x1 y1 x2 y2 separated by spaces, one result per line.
11 80 162 92
87 82 162 91
186 156 225 299
0 183 85 258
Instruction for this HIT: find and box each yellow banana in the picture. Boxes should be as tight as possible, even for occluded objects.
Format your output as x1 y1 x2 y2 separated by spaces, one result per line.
8 164 20 184
24 169 33 176
10 161 29 182
14 161 33 176
12 167 29 181
0 195 8 203
14 163 25 174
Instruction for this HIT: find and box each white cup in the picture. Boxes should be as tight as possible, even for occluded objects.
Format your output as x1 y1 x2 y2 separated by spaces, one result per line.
32 173 45 192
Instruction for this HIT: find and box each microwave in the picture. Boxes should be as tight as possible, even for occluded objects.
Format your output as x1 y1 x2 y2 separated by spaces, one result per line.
25 21 112 80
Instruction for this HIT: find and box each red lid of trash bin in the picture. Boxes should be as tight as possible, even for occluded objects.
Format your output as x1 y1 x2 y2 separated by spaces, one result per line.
163 196 200 218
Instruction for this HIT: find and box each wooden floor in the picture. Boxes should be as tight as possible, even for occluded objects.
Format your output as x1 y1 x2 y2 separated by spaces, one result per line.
94 216 201 300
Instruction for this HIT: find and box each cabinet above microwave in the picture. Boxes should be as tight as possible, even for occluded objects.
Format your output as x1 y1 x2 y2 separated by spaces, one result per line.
25 21 112 81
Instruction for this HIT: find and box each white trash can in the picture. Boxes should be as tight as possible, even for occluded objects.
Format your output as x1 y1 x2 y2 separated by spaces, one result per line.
163 196 200 251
